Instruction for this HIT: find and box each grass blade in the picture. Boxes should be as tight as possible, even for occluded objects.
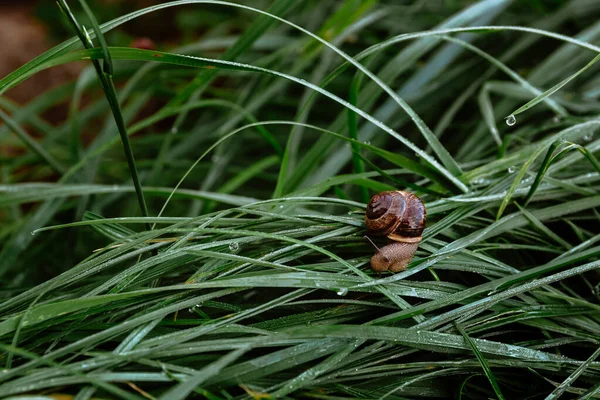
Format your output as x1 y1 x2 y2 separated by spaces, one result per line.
454 322 506 400
544 346 600 400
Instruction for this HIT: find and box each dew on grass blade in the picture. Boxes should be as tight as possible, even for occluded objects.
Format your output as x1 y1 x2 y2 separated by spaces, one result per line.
584 133 593 142
229 242 240 253
508 166 516 174
505 115 516 126
520 177 532 184
337 288 348 296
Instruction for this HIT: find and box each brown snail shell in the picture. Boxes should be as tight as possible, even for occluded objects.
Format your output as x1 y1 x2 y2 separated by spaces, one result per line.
365 190 426 272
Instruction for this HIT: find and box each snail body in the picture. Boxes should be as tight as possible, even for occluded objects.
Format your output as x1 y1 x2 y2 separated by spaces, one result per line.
364 190 426 272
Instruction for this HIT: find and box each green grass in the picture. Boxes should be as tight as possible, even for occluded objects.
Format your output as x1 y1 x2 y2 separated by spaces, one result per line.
1 0 600 398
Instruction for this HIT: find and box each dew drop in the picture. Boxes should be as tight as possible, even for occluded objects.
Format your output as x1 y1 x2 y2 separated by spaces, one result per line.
336 288 348 296
228 242 240 253
278 205 284 209
583 134 593 142
471 178 485 185
505 115 516 126
30 231 36 236
520 177 532 185
552 116 561 124
170 126 178 135
508 166 516 174
363 140 371 145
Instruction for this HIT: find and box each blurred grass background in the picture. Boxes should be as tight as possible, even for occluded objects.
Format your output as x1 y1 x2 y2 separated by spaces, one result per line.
0 0 600 399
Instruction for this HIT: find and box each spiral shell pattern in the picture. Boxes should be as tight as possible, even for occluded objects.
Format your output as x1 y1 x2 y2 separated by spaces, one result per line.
365 190 426 240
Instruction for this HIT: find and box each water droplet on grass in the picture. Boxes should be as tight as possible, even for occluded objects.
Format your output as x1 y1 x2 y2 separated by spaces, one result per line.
505 115 516 126
337 288 348 296
229 242 240 253
584 134 593 142
508 166 516 174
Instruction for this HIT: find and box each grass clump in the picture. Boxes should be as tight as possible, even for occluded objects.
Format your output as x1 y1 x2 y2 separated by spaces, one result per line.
1 0 600 398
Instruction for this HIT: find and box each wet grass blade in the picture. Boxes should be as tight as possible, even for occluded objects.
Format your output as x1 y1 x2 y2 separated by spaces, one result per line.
507 52 600 121
544 346 600 400
57 0 151 230
454 322 506 400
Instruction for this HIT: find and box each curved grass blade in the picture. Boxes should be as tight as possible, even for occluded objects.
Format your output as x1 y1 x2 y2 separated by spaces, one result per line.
51 46 468 193
544 346 600 400
58 0 151 230
169 0 298 132
4 21 600 99
507 52 600 120
496 139 552 219
0 184 259 207
523 140 563 207
454 322 505 400
283 324 573 363
524 140 600 207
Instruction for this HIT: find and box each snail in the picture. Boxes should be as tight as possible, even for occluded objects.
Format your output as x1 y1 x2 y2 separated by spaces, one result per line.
364 190 426 272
